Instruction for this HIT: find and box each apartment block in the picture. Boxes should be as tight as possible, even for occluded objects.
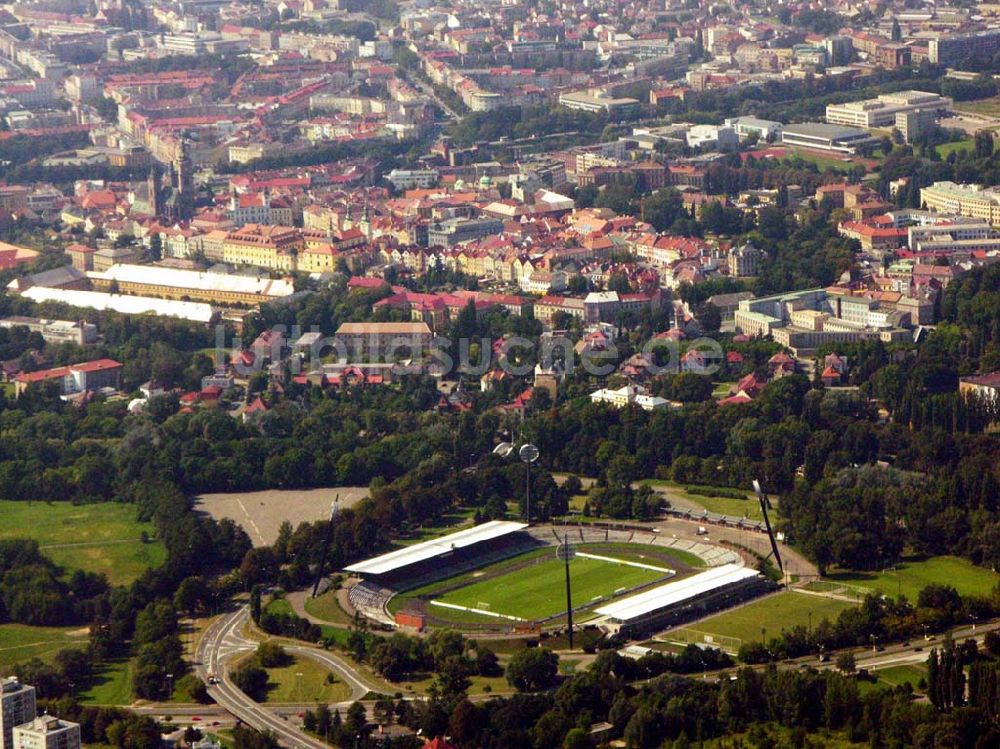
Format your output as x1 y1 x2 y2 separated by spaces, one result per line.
929 29 1000 65
920 182 1000 226
1 678 36 749
12 717 80 749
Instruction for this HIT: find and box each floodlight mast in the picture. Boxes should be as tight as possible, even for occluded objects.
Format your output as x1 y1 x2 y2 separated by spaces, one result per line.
493 441 539 523
752 480 785 585
311 495 339 598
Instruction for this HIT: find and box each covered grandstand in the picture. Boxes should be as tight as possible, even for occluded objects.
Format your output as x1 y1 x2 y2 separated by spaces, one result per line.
343 520 536 624
594 563 770 637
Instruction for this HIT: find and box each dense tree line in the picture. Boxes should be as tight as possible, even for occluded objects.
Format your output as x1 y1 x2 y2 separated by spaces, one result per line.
0 540 107 626
0 131 90 173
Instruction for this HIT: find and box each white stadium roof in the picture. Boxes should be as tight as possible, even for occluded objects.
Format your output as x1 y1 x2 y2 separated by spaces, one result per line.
21 287 216 323
595 563 760 623
343 520 528 576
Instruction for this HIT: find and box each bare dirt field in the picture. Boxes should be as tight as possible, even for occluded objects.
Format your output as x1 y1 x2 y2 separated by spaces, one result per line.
194 487 370 545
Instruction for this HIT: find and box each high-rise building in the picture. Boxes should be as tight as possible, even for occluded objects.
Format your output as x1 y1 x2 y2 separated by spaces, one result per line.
928 29 1000 65
0 678 36 749
13 717 80 749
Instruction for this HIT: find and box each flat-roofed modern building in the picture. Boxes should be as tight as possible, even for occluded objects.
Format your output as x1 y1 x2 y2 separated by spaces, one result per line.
781 122 879 154
929 28 1000 65
0 317 96 345
12 716 80 749
825 91 951 129
558 91 641 116
594 563 767 637
1 678 36 749
920 181 1000 226
723 116 783 141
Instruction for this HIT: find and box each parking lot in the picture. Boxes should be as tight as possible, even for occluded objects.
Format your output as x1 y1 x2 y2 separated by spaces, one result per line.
194 487 370 545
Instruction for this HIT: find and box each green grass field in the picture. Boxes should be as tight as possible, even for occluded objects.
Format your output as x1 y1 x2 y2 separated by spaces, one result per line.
639 479 765 521
303 592 353 626
78 658 134 706
955 96 1000 117
0 500 166 586
434 555 666 621
0 623 90 670
673 592 856 648
823 556 998 602
874 664 926 691
936 138 974 158
784 147 871 171
261 655 351 704
265 598 293 616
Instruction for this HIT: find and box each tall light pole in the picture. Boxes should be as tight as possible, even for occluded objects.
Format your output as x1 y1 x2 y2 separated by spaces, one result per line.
557 533 576 649
519 443 539 523
493 441 539 523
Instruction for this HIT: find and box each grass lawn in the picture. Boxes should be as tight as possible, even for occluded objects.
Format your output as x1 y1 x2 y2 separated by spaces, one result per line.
261 655 351 704
303 591 353 626
936 138 974 158
0 623 90 670
874 664 926 690
712 381 736 398
639 479 764 521
0 500 166 586
823 556 999 601
318 625 352 648
955 96 1000 117
394 509 478 546
265 598 294 616
675 592 856 648
78 658 135 706
784 147 868 171
705 725 865 748
435 555 665 621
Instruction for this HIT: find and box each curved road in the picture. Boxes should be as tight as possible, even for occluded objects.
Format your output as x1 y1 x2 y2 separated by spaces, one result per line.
195 606 383 747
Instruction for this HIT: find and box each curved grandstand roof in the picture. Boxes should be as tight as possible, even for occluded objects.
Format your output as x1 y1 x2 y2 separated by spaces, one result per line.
594 563 760 623
343 520 529 576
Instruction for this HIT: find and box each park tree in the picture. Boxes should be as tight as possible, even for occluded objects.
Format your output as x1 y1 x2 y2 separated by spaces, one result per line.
506 647 559 691
174 576 208 617
231 662 269 701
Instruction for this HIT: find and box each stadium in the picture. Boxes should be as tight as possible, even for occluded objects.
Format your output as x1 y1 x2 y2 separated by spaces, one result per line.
340 520 773 637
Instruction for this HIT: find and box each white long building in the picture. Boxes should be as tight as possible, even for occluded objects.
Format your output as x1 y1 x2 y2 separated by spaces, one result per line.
826 90 951 129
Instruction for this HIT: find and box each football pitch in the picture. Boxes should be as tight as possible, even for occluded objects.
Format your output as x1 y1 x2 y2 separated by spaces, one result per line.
431 554 668 621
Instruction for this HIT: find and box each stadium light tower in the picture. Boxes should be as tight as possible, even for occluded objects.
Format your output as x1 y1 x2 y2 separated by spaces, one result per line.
494 442 540 523
311 495 339 597
752 480 786 586
557 533 576 649
519 443 539 523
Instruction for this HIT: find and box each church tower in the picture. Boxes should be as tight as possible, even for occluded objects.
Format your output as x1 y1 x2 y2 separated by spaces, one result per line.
147 165 159 217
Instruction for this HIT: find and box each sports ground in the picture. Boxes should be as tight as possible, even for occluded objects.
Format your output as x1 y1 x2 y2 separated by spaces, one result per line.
0 500 166 586
390 542 697 626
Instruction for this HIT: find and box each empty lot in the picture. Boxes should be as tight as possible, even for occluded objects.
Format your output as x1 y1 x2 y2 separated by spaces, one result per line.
194 487 369 545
